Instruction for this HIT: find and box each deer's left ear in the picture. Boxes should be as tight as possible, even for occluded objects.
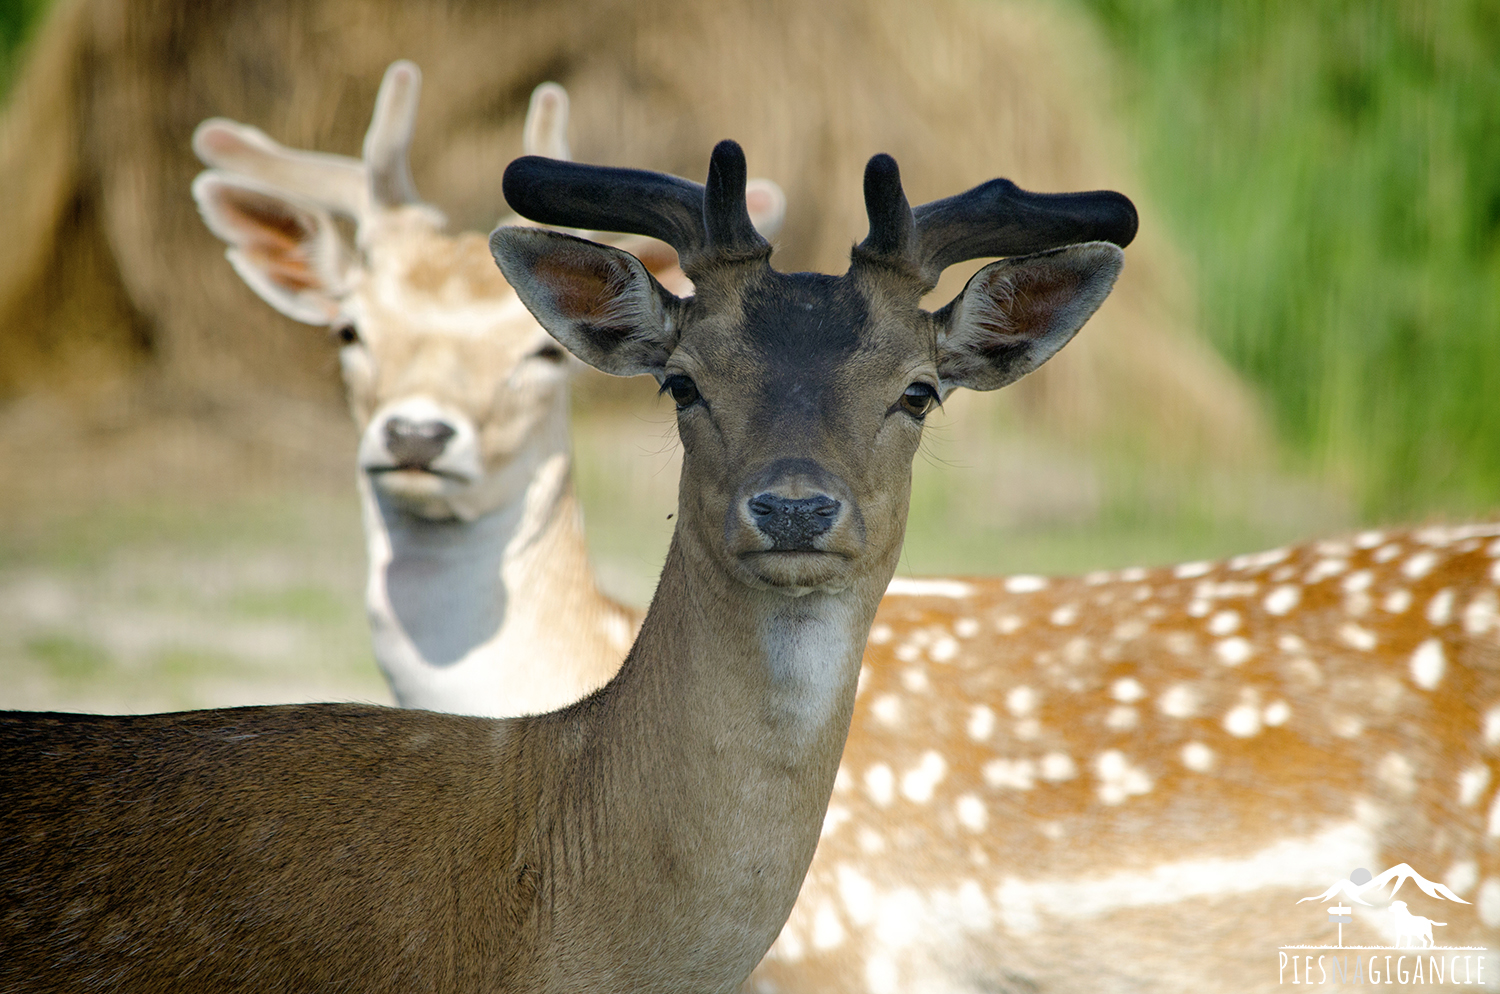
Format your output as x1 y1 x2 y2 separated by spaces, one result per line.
490 226 683 378
935 242 1123 393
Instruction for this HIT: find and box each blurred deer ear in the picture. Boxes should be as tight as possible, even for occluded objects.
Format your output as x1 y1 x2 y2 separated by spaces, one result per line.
744 178 786 240
935 242 1122 393
193 172 352 325
490 226 682 378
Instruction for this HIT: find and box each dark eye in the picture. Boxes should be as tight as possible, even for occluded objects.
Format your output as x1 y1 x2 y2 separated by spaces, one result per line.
332 323 360 346
533 343 567 362
899 382 938 418
661 374 701 410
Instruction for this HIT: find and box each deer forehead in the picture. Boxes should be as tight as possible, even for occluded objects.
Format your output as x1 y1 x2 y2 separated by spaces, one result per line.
362 230 534 338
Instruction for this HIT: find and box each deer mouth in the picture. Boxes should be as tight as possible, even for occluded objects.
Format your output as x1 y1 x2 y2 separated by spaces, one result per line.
366 464 477 500
738 549 854 593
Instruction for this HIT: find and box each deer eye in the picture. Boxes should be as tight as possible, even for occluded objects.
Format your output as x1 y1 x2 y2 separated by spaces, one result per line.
898 382 938 418
331 323 361 346
533 343 567 363
661 374 701 410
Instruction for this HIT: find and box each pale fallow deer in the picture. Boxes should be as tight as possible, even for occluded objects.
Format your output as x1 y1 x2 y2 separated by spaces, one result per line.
0 139 1134 991
191 61 782 716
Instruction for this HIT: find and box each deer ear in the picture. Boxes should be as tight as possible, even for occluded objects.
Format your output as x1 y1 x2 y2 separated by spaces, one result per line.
489 226 680 378
935 242 1123 392
193 172 351 325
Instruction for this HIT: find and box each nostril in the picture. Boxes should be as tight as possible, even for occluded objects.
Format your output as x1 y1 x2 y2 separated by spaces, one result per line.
385 417 457 469
747 493 842 549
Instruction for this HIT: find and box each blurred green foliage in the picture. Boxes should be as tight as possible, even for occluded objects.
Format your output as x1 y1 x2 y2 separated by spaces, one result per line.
0 0 45 87
1081 0 1500 518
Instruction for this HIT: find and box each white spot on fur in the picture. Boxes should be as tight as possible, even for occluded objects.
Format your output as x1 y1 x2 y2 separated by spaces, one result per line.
1383 588 1413 613
1105 705 1139 731
1465 591 1498 634
901 668 929 692
821 804 851 838
1112 677 1146 703
1050 603 1079 626
1208 609 1242 636
1175 561 1213 579
811 902 846 950
1005 574 1047 594
1306 559 1348 583
1489 792 1500 837
1356 530 1386 549
1014 718 1042 741
1084 570 1112 586
1113 618 1148 641
864 955 898 994
1332 714 1365 738
1232 547 1290 571
1159 683 1198 718
1446 860 1478 897
1277 633 1308 653
1181 741 1215 772
1374 542 1403 563
1264 700 1291 726
1224 703 1262 738
1338 623 1377 651
868 623 893 645
930 636 959 662
900 751 947 803
873 888 925 948
1343 569 1375 593
1410 638 1446 690
955 617 980 638
968 704 996 741
1120 566 1149 582
956 793 988 832
1215 637 1254 666
1095 749 1152 804
1427 588 1456 625
894 642 920 663
1039 752 1077 782
1264 585 1301 616
833 767 853 794
886 577 974 599
871 693 902 726
1459 765 1491 807
1492 559 1500 584
1006 685 1038 717
858 827 885 853
1377 752 1417 797
1187 599 1211 618
984 757 1037 790
1403 550 1438 580
996 614 1023 635
864 763 895 807
1479 879 1500 928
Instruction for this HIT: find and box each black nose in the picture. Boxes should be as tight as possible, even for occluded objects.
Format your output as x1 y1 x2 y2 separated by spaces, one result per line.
385 417 456 468
748 493 842 550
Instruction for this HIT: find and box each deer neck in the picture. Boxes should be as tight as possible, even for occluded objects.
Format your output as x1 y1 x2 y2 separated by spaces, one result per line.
524 531 888 991
358 433 632 716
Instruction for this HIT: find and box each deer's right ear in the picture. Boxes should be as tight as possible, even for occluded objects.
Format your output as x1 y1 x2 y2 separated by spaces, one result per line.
192 172 351 326
489 226 680 378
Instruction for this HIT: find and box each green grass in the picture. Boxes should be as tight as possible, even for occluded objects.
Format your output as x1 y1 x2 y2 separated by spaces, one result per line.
1078 0 1500 518
26 632 110 680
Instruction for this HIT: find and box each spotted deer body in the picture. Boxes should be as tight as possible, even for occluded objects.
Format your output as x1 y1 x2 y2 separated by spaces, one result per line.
748 524 1500 994
1 136 1132 990
193 64 780 716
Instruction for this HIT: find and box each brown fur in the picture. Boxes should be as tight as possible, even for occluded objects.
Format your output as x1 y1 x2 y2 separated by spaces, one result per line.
0 0 1266 465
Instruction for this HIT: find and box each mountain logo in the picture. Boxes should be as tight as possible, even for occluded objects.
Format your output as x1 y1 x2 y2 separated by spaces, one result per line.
1277 864 1488 985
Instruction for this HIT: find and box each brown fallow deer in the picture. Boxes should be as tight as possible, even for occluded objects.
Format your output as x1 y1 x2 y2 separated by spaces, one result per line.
191 61 783 716
0 140 1134 991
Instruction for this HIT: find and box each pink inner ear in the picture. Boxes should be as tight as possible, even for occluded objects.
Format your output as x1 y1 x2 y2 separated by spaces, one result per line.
534 252 633 322
976 266 1083 341
214 186 323 292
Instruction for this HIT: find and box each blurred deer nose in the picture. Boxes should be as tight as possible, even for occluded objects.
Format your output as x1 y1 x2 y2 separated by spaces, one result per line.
748 493 842 550
385 417 456 468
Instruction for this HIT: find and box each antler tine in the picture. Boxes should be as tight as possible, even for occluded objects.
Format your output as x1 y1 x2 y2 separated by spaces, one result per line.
363 60 424 209
192 119 369 219
852 152 1139 289
523 83 571 160
912 179 1138 286
701 140 769 261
